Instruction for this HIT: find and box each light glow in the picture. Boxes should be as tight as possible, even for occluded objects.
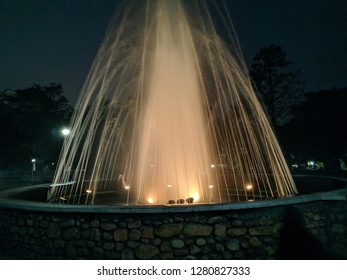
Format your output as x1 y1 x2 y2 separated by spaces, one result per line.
246 185 253 190
61 128 71 136
192 193 199 202
147 197 154 204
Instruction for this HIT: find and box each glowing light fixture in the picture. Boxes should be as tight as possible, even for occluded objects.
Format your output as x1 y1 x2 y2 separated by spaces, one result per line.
61 128 71 136
192 193 199 202
246 185 253 190
86 189 92 194
211 164 215 168
124 185 130 205
147 197 154 204
208 185 214 189
167 184 172 188
59 196 67 201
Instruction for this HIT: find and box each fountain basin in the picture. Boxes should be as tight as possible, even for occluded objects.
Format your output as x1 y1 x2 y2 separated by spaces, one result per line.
0 176 346 260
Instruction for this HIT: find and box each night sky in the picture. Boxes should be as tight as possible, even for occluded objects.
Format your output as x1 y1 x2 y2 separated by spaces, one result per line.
1 0 346 105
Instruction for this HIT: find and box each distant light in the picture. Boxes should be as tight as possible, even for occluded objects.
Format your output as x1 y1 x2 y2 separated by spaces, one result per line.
147 197 154 204
246 185 253 190
31 158 36 163
167 184 172 188
211 164 215 168
208 185 214 189
308 161 315 166
61 128 71 136
86 189 92 194
124 185 130 190
59 196 67 201
248 199 255 202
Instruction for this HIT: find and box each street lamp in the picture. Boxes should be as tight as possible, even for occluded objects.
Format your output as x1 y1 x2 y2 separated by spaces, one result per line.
31 158 36 181
61 128 70 136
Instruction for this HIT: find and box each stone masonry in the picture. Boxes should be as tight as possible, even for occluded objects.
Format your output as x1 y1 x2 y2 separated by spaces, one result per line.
0 200 346 259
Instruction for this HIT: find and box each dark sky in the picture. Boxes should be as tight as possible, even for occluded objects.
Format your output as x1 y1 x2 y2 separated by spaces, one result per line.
1 0 346 105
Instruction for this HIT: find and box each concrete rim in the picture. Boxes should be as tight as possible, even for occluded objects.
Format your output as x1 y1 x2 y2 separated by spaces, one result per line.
0 177 346 214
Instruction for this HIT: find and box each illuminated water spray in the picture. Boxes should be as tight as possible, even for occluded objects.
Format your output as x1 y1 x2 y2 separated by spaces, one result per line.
49 0 297 205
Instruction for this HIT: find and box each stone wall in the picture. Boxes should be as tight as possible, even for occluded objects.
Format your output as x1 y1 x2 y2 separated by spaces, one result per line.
0 201 346 259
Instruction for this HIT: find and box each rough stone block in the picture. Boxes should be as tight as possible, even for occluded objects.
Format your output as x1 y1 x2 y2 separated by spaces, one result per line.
183 224 212 237
332 223 346 234
128 220 141 229
62 227 79 240
129 229 141 240
46 223 61 239
113 229 128 241
214 224 226 237
249 226 272 236
154 224 183 238
196 238 206 246
135 244 160 259
90 228 102 241
227 227 247 236
207 216 223 225
142 227 154 239
226 240 240 251
171 239 185 249
190 244 202 254
249 236 262 247
100 223 117 231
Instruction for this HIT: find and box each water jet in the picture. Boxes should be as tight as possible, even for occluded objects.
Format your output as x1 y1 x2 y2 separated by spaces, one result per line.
49 0 297 205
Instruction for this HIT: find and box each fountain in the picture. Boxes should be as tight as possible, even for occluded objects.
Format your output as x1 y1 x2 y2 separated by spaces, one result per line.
48 0 297 205
2 1 346 260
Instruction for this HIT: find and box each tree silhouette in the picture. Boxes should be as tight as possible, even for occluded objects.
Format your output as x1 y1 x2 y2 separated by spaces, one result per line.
279 87 347 162
250 44 304 127
0 83 72 169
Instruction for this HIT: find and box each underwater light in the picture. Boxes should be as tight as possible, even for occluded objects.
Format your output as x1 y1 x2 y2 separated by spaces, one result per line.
192 193 199 202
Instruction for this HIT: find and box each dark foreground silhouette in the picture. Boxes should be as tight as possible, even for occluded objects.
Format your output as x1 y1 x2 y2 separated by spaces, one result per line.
277 207 336 259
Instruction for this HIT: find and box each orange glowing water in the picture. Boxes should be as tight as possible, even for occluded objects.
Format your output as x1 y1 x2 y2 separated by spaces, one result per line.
49 0 297 205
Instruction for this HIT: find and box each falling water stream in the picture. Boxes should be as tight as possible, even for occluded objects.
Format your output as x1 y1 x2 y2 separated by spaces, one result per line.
49 0 297 205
